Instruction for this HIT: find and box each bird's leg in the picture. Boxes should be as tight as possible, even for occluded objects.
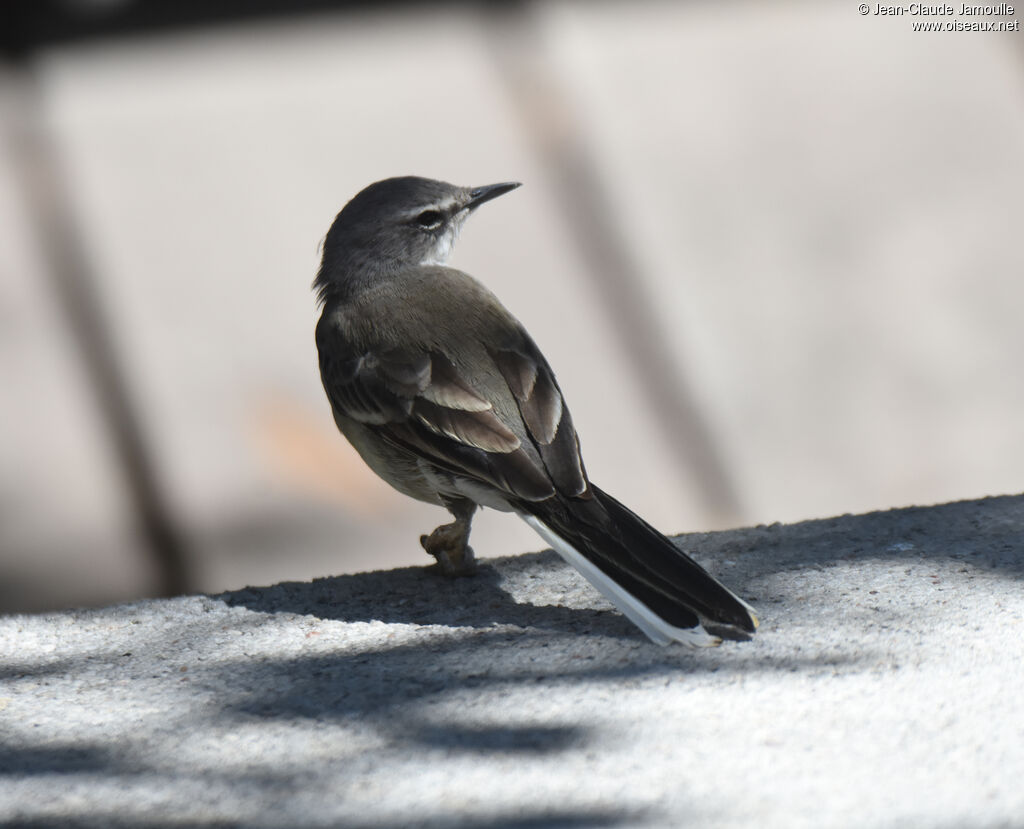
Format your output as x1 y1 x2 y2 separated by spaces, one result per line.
420 498 478 577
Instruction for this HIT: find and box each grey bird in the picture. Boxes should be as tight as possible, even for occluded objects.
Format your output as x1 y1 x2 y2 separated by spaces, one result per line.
313 176 757 646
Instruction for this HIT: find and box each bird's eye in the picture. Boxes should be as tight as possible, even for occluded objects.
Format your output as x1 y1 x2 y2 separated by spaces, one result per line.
415 210 443 229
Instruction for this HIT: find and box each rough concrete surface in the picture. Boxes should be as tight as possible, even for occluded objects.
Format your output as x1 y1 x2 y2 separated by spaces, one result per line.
2 494 1023 828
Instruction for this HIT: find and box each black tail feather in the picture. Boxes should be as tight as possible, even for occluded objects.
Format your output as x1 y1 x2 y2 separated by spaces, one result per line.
526 485 756 634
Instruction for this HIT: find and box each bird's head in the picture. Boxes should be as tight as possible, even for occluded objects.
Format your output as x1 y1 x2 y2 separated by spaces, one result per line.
315 176 520 302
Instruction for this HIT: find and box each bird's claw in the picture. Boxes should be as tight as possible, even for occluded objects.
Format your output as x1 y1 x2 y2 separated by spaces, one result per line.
420 522 477 577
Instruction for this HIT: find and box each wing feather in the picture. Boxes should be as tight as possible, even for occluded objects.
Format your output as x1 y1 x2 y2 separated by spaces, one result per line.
490 343 587 498
413 398 521 453
316 290 589 504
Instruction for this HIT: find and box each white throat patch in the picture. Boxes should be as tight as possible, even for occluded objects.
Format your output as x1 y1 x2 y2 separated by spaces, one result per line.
420 210 467 266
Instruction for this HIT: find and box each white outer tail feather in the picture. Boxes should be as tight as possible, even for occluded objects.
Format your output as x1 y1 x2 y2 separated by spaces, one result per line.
520 515 721 648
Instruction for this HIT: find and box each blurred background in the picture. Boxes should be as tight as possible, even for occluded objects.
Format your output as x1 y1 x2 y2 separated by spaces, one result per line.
1 0 1022 613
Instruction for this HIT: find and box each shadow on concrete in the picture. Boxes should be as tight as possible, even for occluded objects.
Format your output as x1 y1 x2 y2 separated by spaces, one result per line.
0 703 642 827
219 553 642 640
212 625 858 718
0 658 91 681
404 722 584 754
0 744 117 776
686 493 1024 587
1 812 635 829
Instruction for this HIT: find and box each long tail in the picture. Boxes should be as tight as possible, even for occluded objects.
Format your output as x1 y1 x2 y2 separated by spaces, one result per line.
519 485 757 647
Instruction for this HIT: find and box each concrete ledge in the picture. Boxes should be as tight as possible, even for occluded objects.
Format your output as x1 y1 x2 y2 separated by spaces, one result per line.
2 494 1023 828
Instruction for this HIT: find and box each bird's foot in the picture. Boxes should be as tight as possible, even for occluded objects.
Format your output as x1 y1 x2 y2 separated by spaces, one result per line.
420 521 477 577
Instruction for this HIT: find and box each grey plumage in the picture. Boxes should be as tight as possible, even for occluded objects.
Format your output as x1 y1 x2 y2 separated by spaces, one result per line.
313 176 757 646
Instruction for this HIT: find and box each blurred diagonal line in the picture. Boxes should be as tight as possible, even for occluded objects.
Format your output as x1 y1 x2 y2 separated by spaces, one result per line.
483 2 744 525
3 64 192 596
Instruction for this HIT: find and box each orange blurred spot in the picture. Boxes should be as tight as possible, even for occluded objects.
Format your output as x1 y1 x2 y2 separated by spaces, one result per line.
249 395 400 517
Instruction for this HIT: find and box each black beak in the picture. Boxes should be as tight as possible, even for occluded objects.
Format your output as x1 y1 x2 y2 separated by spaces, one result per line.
465 181 521 210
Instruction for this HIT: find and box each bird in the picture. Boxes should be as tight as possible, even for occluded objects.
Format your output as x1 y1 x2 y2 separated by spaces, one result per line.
313 176 757 646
